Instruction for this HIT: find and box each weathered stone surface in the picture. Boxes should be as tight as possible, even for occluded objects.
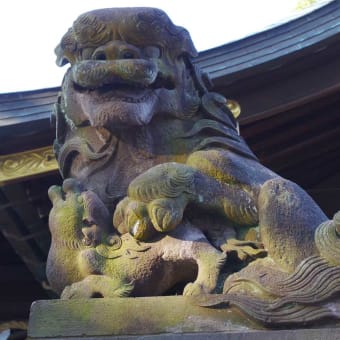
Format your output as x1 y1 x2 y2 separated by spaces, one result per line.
28 297 340 339
27 329 340 340
28 296 255 338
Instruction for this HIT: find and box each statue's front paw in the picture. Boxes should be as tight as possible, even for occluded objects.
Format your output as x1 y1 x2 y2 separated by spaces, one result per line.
113 196 186 240
117 162 195 239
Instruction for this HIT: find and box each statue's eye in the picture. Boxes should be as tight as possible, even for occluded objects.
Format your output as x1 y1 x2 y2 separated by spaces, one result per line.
94 52 106 60
122 51 135 59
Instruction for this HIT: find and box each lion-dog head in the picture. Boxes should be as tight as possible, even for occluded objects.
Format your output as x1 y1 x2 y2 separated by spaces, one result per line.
53 7 249 209
55 7 200 130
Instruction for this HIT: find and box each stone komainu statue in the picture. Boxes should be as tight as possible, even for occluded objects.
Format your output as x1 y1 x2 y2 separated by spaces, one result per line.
47 7 340 327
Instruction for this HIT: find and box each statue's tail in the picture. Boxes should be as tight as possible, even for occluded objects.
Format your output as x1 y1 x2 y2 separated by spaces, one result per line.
195 287 339 327
315 211 340 265
195 211 340 328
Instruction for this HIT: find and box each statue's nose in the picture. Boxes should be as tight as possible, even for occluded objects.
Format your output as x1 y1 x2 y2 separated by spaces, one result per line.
71 40 158 89
92 41 141 61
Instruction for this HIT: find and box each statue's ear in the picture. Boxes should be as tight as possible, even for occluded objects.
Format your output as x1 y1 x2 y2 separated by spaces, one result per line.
62 178 83 194
182 56 213 95
55 27 77 67
55 44 76 67
55 44 69 67
48 185 62 204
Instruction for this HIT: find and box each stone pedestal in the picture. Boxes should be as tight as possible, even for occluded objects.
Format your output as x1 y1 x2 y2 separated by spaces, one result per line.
27 296 340 339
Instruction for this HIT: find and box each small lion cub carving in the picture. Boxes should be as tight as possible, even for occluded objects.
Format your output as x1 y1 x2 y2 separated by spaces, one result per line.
46 179 226 298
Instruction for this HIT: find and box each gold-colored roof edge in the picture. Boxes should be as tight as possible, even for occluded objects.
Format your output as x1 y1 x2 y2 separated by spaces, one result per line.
0 146 58 186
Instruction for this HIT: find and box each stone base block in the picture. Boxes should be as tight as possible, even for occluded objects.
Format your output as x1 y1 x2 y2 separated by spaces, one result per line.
28 296 340 339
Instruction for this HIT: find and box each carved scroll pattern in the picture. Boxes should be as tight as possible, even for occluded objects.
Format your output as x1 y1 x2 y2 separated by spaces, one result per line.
0 146 58 185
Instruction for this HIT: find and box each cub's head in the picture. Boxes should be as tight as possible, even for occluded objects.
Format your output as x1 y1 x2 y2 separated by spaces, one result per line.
48 179 111 247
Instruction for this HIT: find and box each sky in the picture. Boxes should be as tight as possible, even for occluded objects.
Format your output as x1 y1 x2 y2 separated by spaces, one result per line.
0 0 330 93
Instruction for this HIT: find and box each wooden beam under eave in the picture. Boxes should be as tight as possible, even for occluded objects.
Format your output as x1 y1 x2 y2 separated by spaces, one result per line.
0 146 59 186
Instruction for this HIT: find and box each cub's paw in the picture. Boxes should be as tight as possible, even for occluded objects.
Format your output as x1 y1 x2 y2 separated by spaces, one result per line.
183 282 212 296
61 282 94 299
61 275 134 299
221 239 267 262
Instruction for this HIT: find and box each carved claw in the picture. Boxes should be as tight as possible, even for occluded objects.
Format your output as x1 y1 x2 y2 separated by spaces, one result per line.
221 239 267 262
147 198 184 232
129 217 156 241
113 198 156 240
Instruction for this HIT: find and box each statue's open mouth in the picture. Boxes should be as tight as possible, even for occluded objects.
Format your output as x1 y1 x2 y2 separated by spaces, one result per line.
67 59 178 128
71 59 176 100
73 83 154 104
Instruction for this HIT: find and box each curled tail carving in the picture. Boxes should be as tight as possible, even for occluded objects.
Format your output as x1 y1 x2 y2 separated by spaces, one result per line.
200 212 340 328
